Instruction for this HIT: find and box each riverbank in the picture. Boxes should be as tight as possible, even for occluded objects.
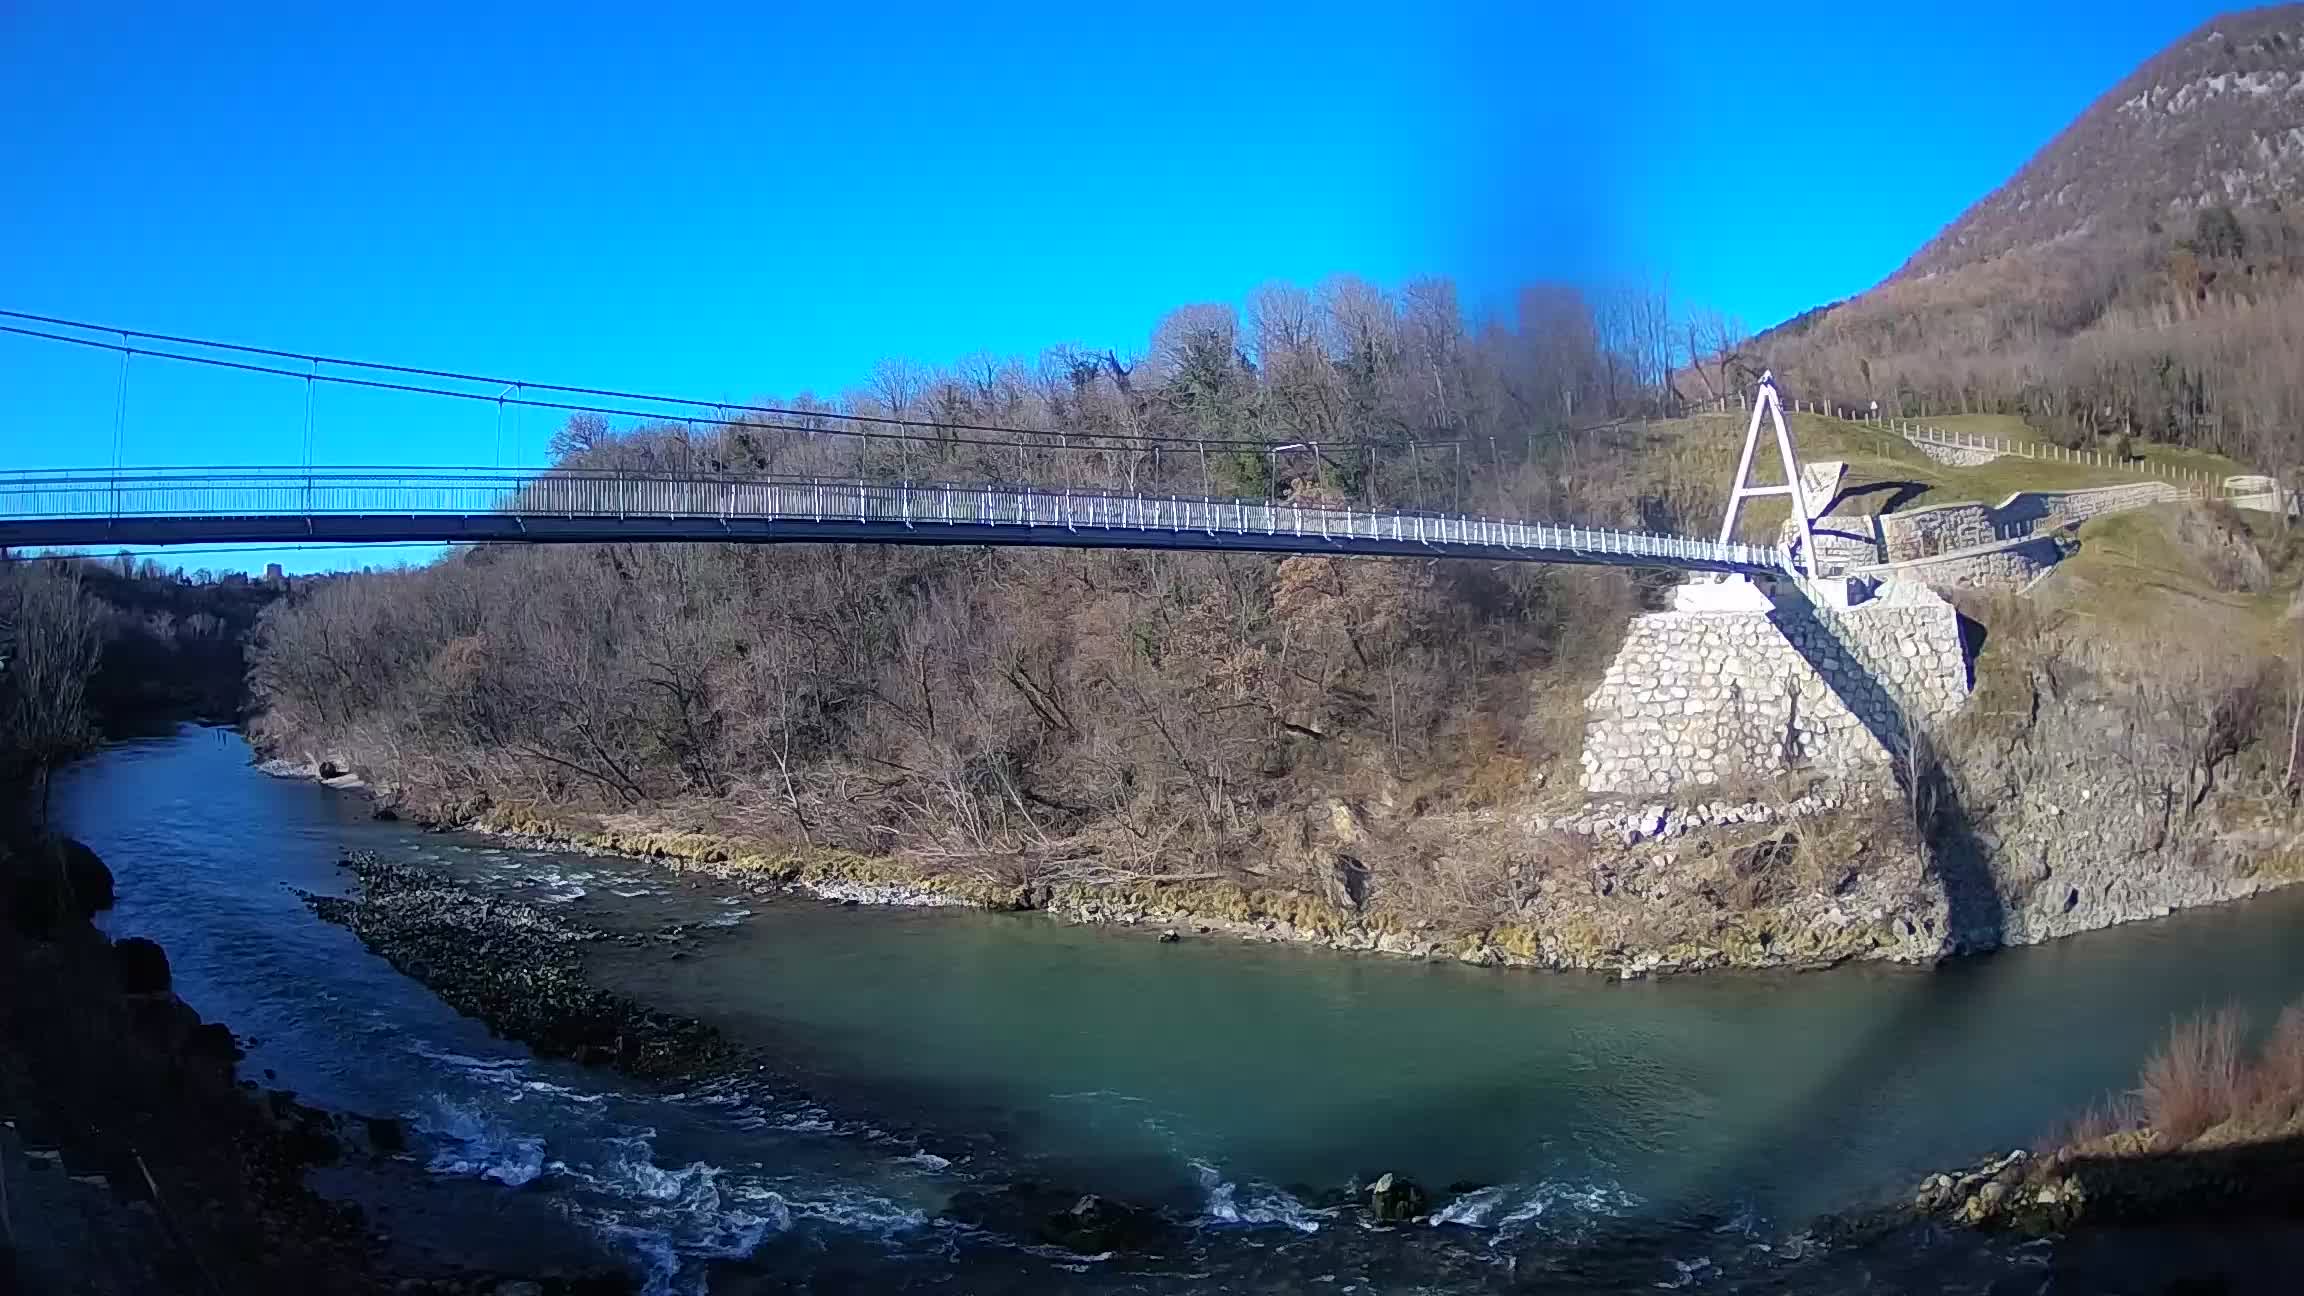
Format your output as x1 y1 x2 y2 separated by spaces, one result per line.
274 722 2304 979
58 727 2304 1293
319 774 1953 977
1918 998 2304 1236
0 830 636 1295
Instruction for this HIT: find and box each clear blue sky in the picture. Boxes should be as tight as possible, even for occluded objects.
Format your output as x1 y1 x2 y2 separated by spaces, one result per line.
0 0 2241 570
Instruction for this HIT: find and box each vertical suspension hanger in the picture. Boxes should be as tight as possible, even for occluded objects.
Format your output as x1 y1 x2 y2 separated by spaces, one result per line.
495 383 513 468
112 338 132 468
111 336 132 519
303 357 319 516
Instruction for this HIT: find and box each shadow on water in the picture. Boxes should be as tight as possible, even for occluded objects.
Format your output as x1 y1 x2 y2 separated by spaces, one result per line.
1452 581 2039 1282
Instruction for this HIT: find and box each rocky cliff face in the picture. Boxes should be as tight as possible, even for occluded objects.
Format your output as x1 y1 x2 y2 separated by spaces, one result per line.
1939 650 2304 948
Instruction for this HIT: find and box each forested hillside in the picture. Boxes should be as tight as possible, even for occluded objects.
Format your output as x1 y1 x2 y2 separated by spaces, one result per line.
249 279 1711 902
2 558 279 796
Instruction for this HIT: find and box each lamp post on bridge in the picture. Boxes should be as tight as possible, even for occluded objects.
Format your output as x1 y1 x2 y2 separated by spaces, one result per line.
1269 442 1313 498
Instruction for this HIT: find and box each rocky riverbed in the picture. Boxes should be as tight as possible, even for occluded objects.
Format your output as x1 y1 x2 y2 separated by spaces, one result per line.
430 801 1950 977
301 854 738 1079
298 851 1529 1259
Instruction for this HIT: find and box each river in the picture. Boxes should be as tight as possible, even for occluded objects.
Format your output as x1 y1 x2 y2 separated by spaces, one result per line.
54 726 2304 1293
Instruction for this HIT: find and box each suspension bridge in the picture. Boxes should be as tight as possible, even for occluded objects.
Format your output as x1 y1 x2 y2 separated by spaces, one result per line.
0 466 1784 572
0 313 1795 576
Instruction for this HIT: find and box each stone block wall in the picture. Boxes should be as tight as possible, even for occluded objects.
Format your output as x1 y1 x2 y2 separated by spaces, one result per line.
1795 579 1970 724
1579 581 1968 795
1857 534 2066 593
2047 480 2191 522
1911 440 2003 467
1880 481 2191 561
1882 502 1998 559
1784 512 1885 570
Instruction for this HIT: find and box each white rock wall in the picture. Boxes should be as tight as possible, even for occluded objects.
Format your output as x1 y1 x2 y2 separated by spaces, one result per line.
1579 582 1968 796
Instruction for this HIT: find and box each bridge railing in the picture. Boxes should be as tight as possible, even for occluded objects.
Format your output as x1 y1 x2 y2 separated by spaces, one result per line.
0 467 1786 572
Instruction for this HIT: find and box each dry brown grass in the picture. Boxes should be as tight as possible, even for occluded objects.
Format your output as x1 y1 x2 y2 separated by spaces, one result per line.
2052 996 2304 1158
2137 1007 2248 1146
1702 790 1914 913
2248 1002 2304 1122
2036 1099 2136 1160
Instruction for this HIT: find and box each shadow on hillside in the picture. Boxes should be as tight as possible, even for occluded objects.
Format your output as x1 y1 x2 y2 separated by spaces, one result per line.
2032 1134 2304 1295
1827 479 1931 516
2062 1134 2304 1225
1957 609 1989 669
1765 588 2004 955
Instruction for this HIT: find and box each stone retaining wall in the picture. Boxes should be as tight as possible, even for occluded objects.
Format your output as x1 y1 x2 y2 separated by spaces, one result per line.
1579 582 1968 795
1855 533 2066 593
1880 481 2192 561
1800 514 1885 570
1911 439 2002 467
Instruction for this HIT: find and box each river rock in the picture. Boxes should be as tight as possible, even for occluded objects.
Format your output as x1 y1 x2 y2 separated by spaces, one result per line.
302 854 735 1080
363 1114 410 1154
115 935 172 993
946 1182 1173 1254
1368 1171 1427 1223
1043 1193 1168 1253
58 836 116 913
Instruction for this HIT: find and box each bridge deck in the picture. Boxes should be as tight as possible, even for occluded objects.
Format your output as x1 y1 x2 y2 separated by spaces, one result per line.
0 469 1785 574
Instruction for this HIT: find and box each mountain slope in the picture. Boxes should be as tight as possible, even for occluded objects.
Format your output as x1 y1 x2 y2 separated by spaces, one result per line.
1740 8 2304 456
1897 5 2304 281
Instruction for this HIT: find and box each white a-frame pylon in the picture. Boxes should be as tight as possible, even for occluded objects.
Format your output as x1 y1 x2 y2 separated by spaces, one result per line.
1716 372 1818 578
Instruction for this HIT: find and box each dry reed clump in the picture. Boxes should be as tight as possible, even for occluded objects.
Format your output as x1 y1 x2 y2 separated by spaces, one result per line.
2136 1006 2248 1146
2050 996 2304 1157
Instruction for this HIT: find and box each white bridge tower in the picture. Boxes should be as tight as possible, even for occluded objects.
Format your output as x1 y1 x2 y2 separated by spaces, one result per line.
1716 372 1818 579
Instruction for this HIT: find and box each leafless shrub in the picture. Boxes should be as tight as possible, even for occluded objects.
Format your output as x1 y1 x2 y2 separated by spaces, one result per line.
2249 1001 2304 1121
0 561 104 811
2135 1007 2247 1147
